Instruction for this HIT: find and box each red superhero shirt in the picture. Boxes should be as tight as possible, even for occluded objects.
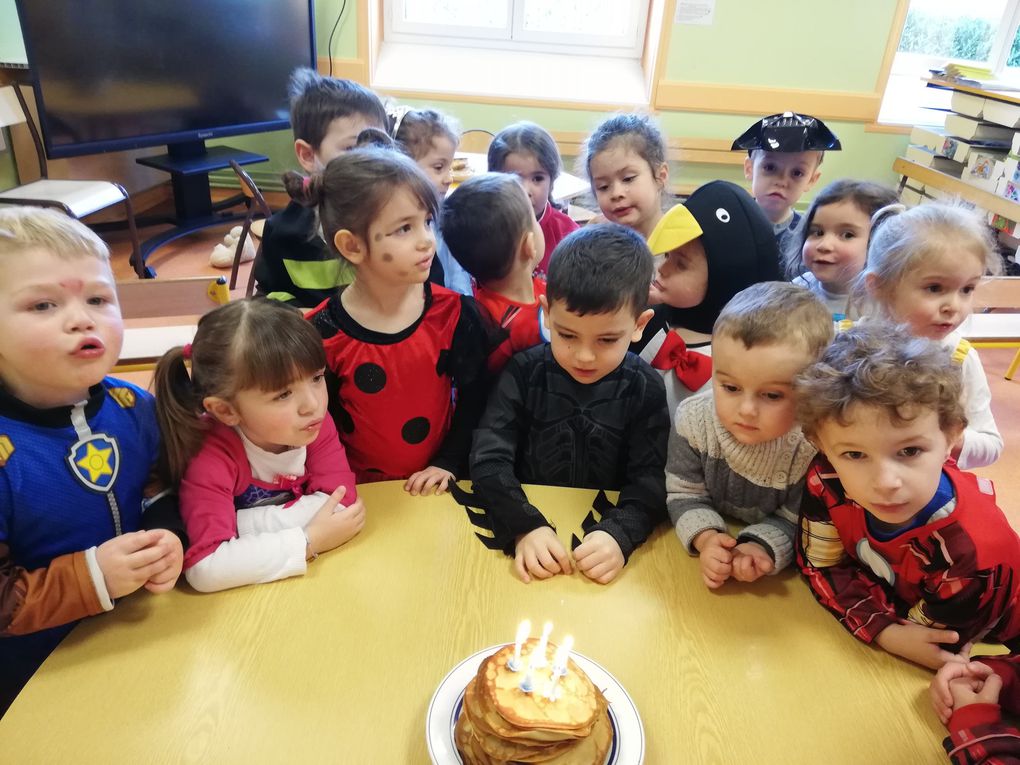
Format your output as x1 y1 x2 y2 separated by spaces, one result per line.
536 204 578 278
306 283 492 483
798 458 1020 648
474 277 549 374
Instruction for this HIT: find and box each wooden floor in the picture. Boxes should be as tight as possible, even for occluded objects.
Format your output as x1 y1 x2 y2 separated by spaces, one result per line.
100 197 1020 530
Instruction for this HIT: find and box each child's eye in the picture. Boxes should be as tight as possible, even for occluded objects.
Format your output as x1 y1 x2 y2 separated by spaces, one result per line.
533 175 548 184
557 332 576 341
962 284 976 295
925 284 943 294
762 391 784 401
29 300 56 312
792 170 804 178
721 383 739 393
807 227 822 238
762 163 777 173
841 450 864 460
898 446 923 458
623 175 636 183
87 295 110 306
312 372 326 384
599 338 619 345
432 164 445 172
275 390 292 401
840 231 856 240
396 224 412 234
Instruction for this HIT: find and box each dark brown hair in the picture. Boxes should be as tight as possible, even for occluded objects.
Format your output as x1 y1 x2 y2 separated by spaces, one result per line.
487 121 562 209
581 113 667 191
153 299 326 484
288 67 387 149
393 108 460 161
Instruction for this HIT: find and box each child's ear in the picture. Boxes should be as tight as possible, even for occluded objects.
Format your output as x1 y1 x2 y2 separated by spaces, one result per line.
864 272 880 297
631 307 655 342
203 396 240 427
655 162 669 189
519 230 538 267
294 139 318 174
539 294 550 329
335 230 366 265
743 155 754 182
806 165 822 192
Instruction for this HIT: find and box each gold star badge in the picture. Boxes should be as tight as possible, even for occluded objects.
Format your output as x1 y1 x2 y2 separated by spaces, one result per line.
0 435 13 467
75 442 114 484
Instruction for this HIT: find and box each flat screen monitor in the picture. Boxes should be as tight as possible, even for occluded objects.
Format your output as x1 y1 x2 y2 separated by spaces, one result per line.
14 0 315 159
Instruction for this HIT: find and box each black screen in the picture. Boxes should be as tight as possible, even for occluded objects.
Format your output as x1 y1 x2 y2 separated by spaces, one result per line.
15 1 315 158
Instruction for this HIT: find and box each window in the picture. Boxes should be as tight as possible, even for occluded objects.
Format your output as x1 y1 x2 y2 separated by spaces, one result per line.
879 0 1020 125
387 0 648 59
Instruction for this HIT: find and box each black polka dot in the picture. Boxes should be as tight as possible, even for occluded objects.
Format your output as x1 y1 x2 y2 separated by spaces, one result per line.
401 417 430 444
354 363 386 394
435 349 450 376
336 406 355 435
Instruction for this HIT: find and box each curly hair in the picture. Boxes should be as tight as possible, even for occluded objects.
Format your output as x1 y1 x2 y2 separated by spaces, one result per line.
580 113 667 190
794 321 966 439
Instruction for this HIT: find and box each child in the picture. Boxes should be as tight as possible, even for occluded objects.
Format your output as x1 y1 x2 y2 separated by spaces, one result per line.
255 68 388 307
732 112 841 252
392 106 473 295
639 180 782 415
457 224 668 585
858 202 1003 469
796 322 1020 670
666 282 833 589
487 121 579 277
931 655 1020 762
786 179 899 321
291 147 494 495
153 300 364 593
441 172 547 373
583 113 669 239
0 207 184 713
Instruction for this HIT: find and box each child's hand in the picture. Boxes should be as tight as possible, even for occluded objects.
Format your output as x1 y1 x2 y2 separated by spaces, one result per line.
573 530 624 585
874 622 961 670
514 527 572 583
730 541 774 583
305 485 366 555
692 530 736 589
142 528 184 594
949 667 1003 713
404 466 455 496
930 660 996 724
96 530 179 600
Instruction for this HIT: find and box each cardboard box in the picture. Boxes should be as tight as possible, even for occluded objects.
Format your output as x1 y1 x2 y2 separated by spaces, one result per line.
945 113 1016 142
983 99 1020 129
951 90 986 118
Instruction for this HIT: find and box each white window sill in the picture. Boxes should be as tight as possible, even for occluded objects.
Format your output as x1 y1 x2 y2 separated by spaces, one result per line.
373 41 648 107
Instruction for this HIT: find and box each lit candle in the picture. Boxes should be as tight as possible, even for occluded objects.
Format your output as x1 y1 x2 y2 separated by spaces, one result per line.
508 619 531 672
551 635 574 675
531 621 553 668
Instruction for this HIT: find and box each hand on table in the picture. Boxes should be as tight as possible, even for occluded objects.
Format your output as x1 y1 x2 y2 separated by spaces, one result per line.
930 659 997 724
874 621 961 670
573 530 624 585
305 485 366 556
97 530 181 600
404 465 454 496
692 530 736 589
730 541 774 583
142 528 184 594
514 527 572 583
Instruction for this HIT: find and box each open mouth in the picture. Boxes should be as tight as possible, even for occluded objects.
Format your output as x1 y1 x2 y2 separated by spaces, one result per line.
73 339 105 358
303 419 323 432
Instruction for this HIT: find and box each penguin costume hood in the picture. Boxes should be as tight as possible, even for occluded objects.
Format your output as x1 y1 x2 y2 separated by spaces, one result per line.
649 180 781 335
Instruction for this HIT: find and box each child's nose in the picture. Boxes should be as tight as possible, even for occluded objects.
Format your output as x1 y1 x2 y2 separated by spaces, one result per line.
874 461 902 492
738 395 757 417
576 344 596 363
66 302 96 332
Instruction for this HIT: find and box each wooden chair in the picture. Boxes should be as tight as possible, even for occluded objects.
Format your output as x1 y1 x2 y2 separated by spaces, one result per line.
115 276 230 372
227 160 273 296
459 129 495 154
960 276 1020 380
0 85 145 278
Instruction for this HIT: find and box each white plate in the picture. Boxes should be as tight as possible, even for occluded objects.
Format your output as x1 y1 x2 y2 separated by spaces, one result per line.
426 644 644 764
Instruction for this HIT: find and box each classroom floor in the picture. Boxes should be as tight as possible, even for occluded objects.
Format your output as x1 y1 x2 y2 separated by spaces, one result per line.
100 200 1020 532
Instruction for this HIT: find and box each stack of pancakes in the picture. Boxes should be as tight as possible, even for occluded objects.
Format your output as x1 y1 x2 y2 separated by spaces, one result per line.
455 638 612 764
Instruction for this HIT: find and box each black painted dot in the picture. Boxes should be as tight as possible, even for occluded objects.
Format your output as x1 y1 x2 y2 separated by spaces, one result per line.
435 349 450 376
336 406 355 435
354 363 386 394
401 416 430 444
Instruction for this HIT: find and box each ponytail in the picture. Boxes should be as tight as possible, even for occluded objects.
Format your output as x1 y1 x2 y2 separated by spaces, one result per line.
153 346 210 486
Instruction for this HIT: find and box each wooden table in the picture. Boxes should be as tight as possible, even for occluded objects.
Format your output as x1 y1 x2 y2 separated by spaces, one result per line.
0 482 949 763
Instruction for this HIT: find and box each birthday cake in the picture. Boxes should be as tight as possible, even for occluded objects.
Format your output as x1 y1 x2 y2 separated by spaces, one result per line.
455 638 612 764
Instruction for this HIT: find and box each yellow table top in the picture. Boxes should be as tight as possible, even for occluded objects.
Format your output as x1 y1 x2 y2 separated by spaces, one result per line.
0 482 948 763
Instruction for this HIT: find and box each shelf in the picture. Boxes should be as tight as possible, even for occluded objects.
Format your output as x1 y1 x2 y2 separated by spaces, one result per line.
893 157 1020 223
925 78 1020 108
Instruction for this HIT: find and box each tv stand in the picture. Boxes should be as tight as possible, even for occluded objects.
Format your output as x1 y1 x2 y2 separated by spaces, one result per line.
134 142 268 276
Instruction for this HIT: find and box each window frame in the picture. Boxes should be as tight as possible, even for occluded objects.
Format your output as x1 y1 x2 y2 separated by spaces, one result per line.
386 0 649 59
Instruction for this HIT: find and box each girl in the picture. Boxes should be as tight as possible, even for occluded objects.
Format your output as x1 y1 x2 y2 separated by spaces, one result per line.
639 180 782 416
286 147 493 495
582 113 669 240
857 202 1003 469
153 300 365 593
786 179 898 320
487 121 578 277
392 106 473 295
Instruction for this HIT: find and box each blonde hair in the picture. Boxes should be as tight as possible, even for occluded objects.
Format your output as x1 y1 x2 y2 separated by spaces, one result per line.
0 206 109 262
852 202 1001 317
795 321 966 440
714 281 834 359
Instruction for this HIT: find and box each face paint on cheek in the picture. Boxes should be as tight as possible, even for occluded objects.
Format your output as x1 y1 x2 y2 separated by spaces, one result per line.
373 233 384 243
381 253 393 263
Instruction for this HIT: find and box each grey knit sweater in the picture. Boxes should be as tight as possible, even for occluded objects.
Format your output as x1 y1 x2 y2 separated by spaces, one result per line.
665 390 816 572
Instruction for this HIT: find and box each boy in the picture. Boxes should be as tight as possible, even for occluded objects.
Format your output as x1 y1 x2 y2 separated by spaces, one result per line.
796 322 1020 670
0 207 184 713
731 112 840 251
255 68 389 307
441 173 547 372
931 655 1020 762
455 224 667 585
666 282 833 589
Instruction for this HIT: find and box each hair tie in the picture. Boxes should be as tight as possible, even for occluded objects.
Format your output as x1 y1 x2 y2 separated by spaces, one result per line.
182 343 192 360
386 103 413 137
302 175 312 191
